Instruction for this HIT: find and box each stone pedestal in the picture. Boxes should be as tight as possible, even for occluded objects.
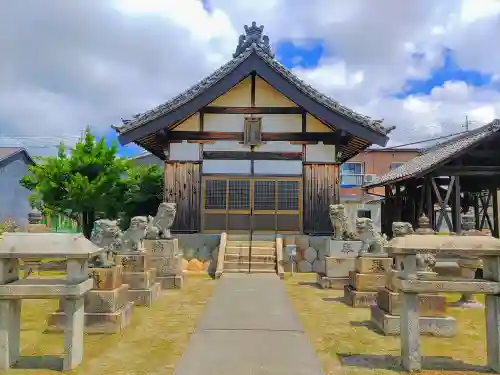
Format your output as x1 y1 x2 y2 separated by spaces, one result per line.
370 274 456 336
343 256 392 307
116 253 161 306
316 240 360 289
25 224 51 233
145 239 184 290
47 266 134 333
449 258 484 308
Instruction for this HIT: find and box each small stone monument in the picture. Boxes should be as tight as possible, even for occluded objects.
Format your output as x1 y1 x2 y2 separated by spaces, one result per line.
47 265 133 333
116 216 161 306
316 205 362 289
143 203 183 289
25 208 51 233
370 220 456 336
48 219 134 333
449 210 486 308
343 218 392 307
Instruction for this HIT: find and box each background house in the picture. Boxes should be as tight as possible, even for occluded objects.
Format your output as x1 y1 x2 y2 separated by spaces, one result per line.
0 147 34 226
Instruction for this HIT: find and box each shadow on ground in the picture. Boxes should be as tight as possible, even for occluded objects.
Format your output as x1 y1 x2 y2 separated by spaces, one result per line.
349 320 384 335
322 296 345 303
338 353 492 373
297 281 321 289
13 356 63 371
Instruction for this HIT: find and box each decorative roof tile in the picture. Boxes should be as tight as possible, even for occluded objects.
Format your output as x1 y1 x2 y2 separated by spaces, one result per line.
364 119 500 188
114 35 392 137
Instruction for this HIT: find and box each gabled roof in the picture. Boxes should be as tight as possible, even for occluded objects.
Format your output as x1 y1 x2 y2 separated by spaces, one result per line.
113 42 392 149
364 119 500 188
0 147 34 167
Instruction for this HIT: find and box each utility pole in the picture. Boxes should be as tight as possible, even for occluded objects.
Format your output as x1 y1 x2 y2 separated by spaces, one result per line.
464 115 469 132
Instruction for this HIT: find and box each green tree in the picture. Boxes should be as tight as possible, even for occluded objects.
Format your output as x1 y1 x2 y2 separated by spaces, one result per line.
119 164 164 230
20 129 129 239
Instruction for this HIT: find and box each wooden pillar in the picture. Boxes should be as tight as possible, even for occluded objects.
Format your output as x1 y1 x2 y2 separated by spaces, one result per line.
453 176 462 235
491 188 499 238
395 183 402 222
425 178 434 230
474 194 481 231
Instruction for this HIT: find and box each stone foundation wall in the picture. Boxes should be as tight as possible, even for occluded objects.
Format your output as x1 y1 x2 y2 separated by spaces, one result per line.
174 234 331 274
175 234 220 274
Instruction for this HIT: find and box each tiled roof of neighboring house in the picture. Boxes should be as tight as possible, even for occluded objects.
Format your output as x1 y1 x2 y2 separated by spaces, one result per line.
113 43 392 138
363 119 500 188
0 147 34 166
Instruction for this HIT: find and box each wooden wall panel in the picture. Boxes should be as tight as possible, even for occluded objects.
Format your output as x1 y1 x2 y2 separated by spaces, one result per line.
303 164 340 234
164 162 201 232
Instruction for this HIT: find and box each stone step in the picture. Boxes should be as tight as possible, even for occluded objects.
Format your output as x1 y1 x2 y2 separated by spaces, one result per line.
224 253 276 263
223 261 276 271
226 240 275 248
226 234 277 241
224 268 277 274
225 246 276 256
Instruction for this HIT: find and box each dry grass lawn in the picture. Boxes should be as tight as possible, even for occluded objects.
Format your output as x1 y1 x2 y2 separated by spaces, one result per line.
285 273 489 375
3 274 215 375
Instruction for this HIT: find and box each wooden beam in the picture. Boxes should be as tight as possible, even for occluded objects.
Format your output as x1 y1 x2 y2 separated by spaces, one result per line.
251 73 256 107
166 131 347 143
453 176 461 234
435 166 500 176
492 188 500 238
203 151 303 161
201 106 304 114
468 150 500 158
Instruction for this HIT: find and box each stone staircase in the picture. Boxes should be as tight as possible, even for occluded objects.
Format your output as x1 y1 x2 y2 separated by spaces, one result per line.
223 234 277 274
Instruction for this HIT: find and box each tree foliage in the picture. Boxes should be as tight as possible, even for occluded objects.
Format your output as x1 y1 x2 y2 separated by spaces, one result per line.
21 129 129 239
119 164 164 230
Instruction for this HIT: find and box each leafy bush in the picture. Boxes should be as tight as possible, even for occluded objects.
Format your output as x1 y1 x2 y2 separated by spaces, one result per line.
0 220 20 235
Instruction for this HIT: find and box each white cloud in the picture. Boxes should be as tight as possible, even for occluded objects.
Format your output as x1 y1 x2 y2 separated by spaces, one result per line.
0 0 498 155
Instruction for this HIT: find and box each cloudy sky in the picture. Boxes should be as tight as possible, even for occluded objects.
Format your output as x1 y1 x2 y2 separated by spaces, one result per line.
1 0 500 156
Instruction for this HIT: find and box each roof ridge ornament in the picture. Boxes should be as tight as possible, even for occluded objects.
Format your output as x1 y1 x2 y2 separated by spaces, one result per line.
233 21 274 58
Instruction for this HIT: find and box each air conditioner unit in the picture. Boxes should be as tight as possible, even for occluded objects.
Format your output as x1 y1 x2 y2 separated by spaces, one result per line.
363 174 377 183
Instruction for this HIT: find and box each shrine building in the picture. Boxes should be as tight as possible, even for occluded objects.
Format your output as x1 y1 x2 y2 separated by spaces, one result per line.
113 22 393 235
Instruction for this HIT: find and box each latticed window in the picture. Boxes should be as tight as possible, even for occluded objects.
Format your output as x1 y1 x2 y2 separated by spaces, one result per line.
228 180 250 210
254 180 275 210
277 181 299 210
205 180 226 209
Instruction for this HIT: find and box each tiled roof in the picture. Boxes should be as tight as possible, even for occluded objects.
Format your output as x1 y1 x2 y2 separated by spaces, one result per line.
114 43 392 137
363 119 500 187
0 147 26 163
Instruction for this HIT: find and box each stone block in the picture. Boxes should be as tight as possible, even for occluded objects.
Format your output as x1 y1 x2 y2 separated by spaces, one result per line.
355 257 393 274
25 224 51 233
157 275 184 289
324 240 362 258
47 301 134 334
88 266 123 290
343 284 377 308
128 282 161 307
151 255 183 276
122 268 156 290
385 269 399 291
115 253 151 272
144 239 179 257
370 305 456 337
377 288 447 317
316 273 349 289
349 271 385 292
84 283 129 313
325 257 355 278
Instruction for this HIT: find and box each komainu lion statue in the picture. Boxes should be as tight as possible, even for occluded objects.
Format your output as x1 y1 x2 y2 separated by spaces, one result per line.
329 204 349 240
146 202 177 239
356 217 388 255
89 219 122 267
392 222 414 237
120 216 148 252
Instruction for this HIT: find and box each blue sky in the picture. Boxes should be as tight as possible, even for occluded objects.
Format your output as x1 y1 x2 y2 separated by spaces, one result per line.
110 39 495 158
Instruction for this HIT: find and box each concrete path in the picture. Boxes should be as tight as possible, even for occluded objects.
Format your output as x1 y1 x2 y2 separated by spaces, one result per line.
174 273 325 375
